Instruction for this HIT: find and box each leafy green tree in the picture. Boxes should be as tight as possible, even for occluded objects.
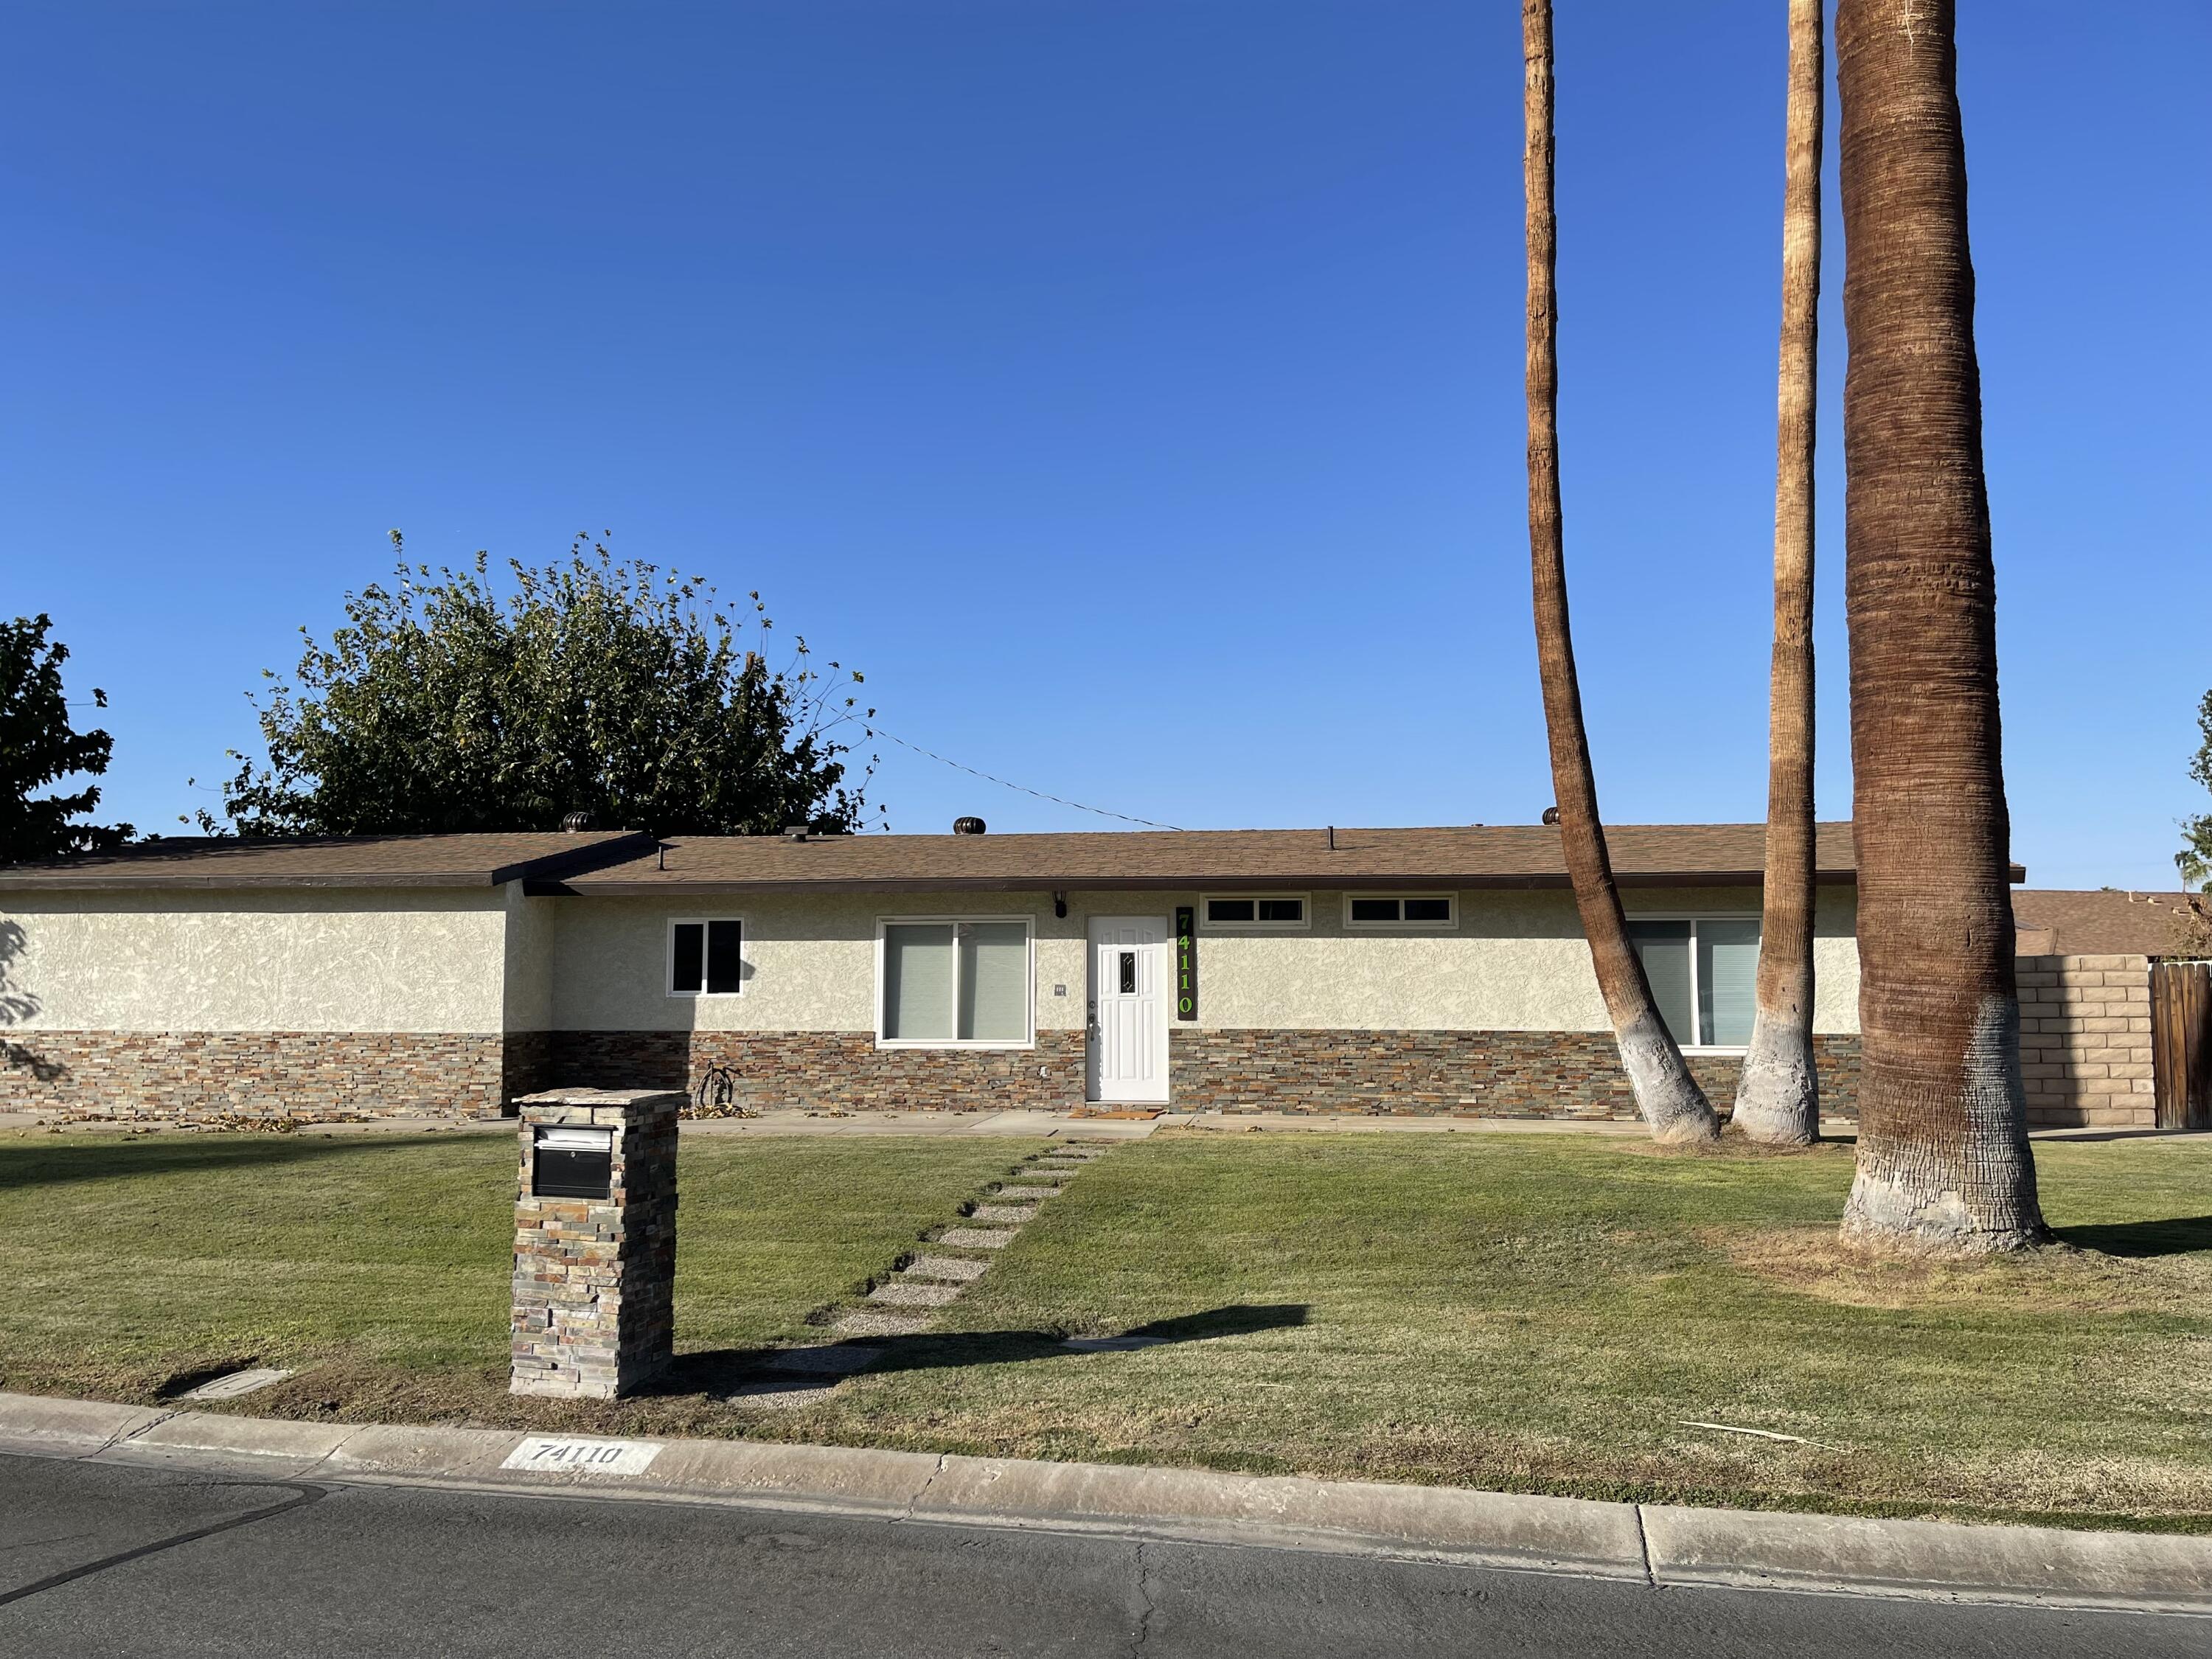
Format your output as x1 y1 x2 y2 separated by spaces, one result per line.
1 613 133 864
2180 689 2212 892
201 536 877 838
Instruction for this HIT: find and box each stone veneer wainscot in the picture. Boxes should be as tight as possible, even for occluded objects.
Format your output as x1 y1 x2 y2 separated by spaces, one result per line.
510 1088 679 1399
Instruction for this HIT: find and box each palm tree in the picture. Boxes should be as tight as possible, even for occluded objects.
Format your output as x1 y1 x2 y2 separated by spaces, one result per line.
1733 0 1825 1146
1523 0 1719 1144
1833 0 2048 1250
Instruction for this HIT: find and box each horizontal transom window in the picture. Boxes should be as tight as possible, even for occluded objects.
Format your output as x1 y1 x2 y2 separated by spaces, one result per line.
1202 894 1308 930
878 918 1033 1047
669 918 743 997
1628 917 1761 1049
1343 893 1457 929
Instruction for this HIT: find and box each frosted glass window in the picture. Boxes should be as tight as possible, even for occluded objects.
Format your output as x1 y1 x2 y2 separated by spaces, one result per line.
958 922 1029 1042
1630 922 1694 1046
883 924 956 1041
1698 919 1761 1047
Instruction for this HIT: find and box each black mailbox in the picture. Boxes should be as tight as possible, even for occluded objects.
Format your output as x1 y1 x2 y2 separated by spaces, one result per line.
533 1126 613 1200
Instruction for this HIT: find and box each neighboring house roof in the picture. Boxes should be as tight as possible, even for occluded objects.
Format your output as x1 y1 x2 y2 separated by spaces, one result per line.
2011 888 2202 959
0 830 655 891
532 821 1879 896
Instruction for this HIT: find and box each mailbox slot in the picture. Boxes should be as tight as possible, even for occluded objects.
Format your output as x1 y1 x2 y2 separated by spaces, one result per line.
533 1127 614 1200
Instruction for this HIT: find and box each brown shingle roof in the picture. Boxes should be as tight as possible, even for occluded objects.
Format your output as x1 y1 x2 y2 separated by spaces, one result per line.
538 821 1871 895
2011 888 2202 958
0 830 654 891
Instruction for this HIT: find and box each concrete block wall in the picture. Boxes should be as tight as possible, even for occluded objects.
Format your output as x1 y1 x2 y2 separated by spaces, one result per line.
2016 953 2154 1128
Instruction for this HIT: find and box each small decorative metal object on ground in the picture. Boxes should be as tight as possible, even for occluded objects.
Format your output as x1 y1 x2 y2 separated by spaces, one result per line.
509 1088 681 1400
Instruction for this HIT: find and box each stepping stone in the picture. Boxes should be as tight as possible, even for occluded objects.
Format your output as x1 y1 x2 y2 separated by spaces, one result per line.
1059 1336 1169 1354
970 1204 1037 1223
1051 1146 1107 1158
995 1185 1059 1200
727 1379 841 1409
765 1343 882 1376
938 1227 1018 1249
905 1255 989 1282
869 1281 961 1307
833 1311 931 1338
1030 1163 1084 1175
178 1368 293 1402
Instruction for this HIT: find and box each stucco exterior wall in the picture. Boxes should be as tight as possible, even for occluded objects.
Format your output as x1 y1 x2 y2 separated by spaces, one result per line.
549 890 1087 1034
0 888 513 1034
1167 885 1860 1035
501 886 557 1033
545 885 1862 1037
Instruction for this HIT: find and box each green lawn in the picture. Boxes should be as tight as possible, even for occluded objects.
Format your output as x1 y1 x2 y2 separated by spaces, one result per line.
7 1125 2210 1528
0 1128 1039 1434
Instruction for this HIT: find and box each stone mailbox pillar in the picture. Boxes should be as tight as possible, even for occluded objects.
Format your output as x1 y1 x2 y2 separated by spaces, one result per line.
509 1088 680 1399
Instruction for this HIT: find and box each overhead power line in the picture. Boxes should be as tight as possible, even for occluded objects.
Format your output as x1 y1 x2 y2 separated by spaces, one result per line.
863 725 1183 831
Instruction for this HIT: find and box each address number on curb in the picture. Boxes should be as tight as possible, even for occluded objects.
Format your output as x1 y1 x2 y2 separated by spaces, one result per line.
501 1436 664 1477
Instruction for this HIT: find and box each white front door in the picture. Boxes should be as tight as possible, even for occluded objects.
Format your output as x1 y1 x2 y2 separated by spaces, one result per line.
1087 916 1169 1104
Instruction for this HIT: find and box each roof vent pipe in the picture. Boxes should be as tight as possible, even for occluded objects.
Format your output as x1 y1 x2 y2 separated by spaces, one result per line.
953 816 987 835
1542 806 1561 826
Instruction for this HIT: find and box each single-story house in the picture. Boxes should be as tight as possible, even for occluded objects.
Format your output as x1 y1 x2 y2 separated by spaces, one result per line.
1 821 1874 1123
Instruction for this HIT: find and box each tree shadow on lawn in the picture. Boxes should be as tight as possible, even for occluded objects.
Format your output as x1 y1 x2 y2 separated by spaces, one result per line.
0 1130 490 1192
2056 1214 2212 1258
647 1304 1310 1401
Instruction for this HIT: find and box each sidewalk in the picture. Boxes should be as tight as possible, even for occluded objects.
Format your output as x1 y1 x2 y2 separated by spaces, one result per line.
4 1391 2208 1615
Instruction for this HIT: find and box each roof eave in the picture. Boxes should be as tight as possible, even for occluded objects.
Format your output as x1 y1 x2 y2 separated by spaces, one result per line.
0 829 661 893
531 868 1864 897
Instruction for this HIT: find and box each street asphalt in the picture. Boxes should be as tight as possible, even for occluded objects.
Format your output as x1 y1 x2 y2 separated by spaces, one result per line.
1 1453 2205 1658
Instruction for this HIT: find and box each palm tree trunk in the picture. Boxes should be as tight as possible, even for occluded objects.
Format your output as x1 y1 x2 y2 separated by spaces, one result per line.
1523 0 1718 1144
1834 0 2048 1251
1734 0 1825 1146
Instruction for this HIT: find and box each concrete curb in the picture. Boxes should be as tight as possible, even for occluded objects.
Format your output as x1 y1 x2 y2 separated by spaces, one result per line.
3 1391 2206 1615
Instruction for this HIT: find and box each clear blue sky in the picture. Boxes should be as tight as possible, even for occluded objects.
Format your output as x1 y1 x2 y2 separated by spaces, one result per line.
6 1 2205 888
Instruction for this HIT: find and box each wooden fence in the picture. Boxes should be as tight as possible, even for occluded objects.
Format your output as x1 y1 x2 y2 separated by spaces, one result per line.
2151 960 2212 1130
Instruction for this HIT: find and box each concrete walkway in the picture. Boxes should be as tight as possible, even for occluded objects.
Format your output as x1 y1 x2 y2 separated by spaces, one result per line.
3 1392 2208 1618
740 1140 1122 1407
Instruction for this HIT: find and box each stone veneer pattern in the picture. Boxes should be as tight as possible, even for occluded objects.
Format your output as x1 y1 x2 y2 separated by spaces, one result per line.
510 1089 680 1399
548 1029 1091 1113
1168 1028 1865 1119
0 1029 514 1122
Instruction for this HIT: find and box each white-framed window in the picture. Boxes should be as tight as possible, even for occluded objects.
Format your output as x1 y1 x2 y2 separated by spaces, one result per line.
1627 917 1761 1050
1200 894 1309 931
875 917 1034 1048
668 917 745 998
1343 892 1458 931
